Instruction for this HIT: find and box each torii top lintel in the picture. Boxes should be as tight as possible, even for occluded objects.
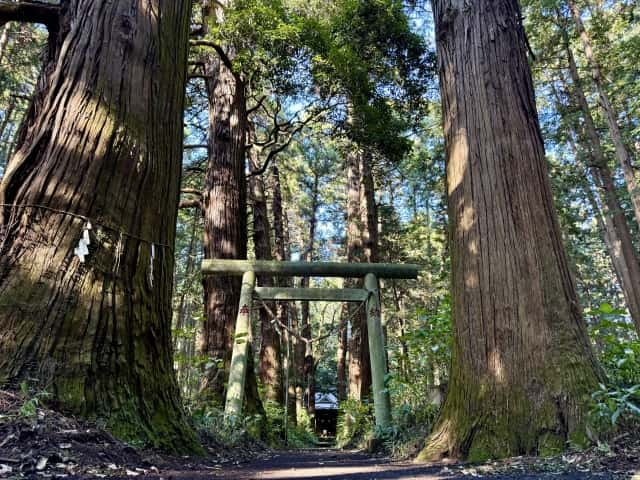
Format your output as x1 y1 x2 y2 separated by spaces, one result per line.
201 259 419 279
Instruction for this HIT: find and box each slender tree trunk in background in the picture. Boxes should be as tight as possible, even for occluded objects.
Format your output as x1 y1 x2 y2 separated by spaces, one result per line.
174 210 200 354
559 41 640 334
271 158 295 423
392 282 409 381
421 0 601 461
566 0 640 226
249 125 283 405
0 23 9 63
361 152 378 265
358 150 377 386
345 148 375 401
0 0 197 451
200 46 247 403
344 149 367 401
174 211 201 395
562 123 626 334
0 99 14 175
336 310 348 401
579 163 627 334
244 343 267 425
302 171 320 415
0 100 13 143
284 210 299 424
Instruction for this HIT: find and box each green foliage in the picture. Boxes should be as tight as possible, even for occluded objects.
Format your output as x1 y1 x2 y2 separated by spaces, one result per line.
260 401 318 448
18 382 50 419
207 0 303 92
585 304 640 438
588 303 640 387
336 399 374 448
299 0 433 159
286 420 318 449
382 402 440 458
590 383 640 432
0 24 47 174
189 405 265 447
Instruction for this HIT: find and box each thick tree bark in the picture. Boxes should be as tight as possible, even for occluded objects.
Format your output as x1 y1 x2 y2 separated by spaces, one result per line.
566 0 640 226
0 0 196 451
249 124 283 405
421 0 601 461
559 41 640 333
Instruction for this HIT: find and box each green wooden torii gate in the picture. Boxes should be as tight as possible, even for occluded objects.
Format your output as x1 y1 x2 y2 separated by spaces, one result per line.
201 260 419 428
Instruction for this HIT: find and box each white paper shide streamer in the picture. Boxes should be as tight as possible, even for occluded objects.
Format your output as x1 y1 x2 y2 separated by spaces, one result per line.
149 243 155 288
74 221 92 263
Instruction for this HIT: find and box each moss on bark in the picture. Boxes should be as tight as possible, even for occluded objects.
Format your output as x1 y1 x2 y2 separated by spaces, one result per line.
0 0 199 453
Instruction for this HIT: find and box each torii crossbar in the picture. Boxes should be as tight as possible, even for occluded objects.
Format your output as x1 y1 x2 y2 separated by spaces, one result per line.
201 260 419 429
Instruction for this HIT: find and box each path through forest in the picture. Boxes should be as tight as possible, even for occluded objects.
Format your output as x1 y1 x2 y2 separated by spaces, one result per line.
160 449 626 479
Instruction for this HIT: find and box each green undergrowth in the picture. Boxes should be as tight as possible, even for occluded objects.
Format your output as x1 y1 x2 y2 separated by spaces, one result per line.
187 400 318 450
586 304 640 444
263 401 318 448
336 396 441 458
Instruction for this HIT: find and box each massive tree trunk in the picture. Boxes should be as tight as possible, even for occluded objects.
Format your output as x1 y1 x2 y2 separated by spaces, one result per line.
0 0 196 451
249 124 283 405
559 39 640 334
421 0 601 461
566 0 640 227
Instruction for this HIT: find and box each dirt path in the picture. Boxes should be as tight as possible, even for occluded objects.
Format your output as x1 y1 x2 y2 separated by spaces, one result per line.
158 449 627 480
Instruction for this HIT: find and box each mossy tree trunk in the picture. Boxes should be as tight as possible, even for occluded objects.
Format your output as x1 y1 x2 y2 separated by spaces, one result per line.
0 0 197 452
421 0 602 461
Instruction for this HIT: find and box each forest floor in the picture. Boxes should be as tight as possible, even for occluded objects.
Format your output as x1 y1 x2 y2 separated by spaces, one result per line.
0 390 638 479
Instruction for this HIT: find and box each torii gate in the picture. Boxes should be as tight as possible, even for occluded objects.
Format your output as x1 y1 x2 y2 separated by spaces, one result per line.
201 260 419 428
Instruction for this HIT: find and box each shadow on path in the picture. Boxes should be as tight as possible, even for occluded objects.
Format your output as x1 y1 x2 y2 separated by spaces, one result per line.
162 449 623 480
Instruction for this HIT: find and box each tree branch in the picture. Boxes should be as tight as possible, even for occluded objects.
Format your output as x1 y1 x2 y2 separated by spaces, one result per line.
0 1 60 30
181 188 203 197
179 199 202 210
190 40 235 74
247 107 329 178
247 95 267 115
